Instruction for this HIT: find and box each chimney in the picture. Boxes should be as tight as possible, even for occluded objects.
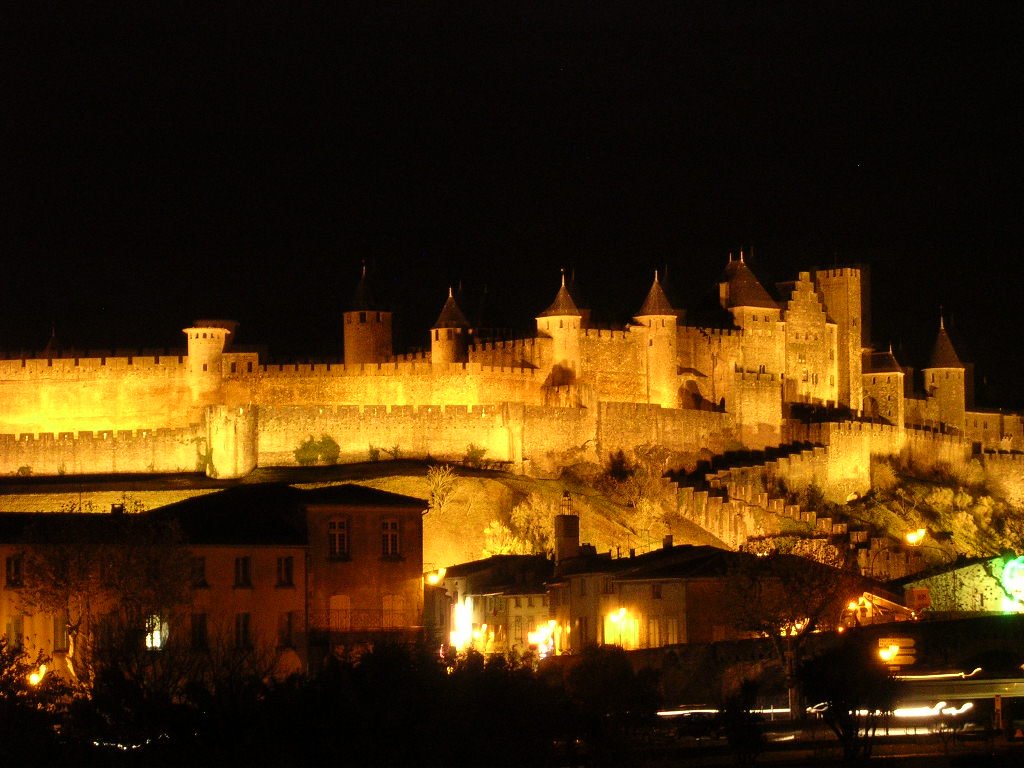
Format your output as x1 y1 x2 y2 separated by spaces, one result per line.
663 534 673 550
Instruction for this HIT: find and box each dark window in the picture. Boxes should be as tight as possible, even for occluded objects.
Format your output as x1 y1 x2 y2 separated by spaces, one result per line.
191 613 208 650
276 556 294 587
230 361 237 373
381 519 400 557
234 557 252 588
652 583 662 600
4 555 22 588
359 311 366 323
328 518 349 559
278 612 294 648
190 557 208 588
234 613 252 649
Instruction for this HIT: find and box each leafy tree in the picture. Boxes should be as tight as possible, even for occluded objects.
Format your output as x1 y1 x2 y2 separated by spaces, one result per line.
0 638 67 764
726 552 858 719
464 443 487 468
799 640 897 764
18 516 193 690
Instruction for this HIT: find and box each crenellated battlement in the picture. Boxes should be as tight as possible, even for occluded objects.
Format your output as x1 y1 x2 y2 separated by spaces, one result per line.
0 354 187 376
254 360 544 379
582 327 631 341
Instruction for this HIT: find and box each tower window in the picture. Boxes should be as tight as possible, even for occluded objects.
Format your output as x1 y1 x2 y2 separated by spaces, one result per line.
359 312 366 323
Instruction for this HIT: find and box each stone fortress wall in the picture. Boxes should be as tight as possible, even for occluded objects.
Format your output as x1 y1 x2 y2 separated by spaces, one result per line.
0 259 1019 487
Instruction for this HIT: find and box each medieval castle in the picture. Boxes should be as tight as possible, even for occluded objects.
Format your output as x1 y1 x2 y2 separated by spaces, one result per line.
0 256 1018 501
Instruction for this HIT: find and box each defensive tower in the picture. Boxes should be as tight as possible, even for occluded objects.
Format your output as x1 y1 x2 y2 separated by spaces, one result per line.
923 316 966 434
184 321 232 404
343 264 393 366
431 288 471 365
633 271 679 409
814 266 866 413
536 272 582 386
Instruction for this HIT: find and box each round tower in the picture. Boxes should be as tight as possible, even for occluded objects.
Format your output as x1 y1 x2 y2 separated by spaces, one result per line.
536 272 582 386
183 322 232 403
431 287 471 365
343 264 393 366
922 316 966 434
634 271 679 409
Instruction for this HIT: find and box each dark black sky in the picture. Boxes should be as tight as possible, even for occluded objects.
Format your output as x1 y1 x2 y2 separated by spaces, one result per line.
3 2 1023 404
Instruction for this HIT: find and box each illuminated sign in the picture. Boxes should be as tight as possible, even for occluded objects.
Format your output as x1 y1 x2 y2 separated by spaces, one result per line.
1001 556 1024 612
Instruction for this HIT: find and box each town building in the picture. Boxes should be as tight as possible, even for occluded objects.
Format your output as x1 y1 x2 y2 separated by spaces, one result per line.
0 483 426 679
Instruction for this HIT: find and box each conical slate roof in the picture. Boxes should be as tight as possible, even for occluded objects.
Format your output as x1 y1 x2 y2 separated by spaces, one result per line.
433 288 470 328
348 264 381 311
720 256 779 310
538 275 581 317
928 321 964 369
636 272 676 316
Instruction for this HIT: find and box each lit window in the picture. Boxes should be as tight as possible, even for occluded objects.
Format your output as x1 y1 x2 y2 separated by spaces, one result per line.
235 613 252 649
4 555 22 588
145 615 168 650
6 614 24 650
328 518 349 559
234 556 252 588
53 612 69 653
276 556 294 587
381 519 400 557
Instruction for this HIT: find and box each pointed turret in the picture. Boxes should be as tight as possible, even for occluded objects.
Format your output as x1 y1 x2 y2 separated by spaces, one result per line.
431 287 471 365
536 271 582 386
636 270 676 317
539 272 582 317
923 315 967 433
634 271 679 408
343 263 393 366
928 317 964 369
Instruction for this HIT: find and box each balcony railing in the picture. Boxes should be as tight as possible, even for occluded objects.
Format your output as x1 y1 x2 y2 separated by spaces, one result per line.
308 608 418 633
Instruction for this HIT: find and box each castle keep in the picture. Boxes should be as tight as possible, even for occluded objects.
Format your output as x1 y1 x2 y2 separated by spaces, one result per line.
0 257 1018 491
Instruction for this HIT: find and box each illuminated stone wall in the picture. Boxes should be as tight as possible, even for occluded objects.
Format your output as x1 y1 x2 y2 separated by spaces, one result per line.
781 273 839 406
677 327 742 409
729 371 782 449
579 329 646 403
0 425 203 476
813 267 865 412
0 355 194 435
863 370 904 425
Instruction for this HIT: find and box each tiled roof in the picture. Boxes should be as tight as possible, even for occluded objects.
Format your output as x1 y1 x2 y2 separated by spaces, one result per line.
538 279 582 317
928 326 964 369
720 259 779 310
636 273 676 316
433 290 470 328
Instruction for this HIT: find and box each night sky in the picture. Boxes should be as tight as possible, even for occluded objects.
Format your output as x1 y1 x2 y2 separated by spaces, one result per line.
3 3 1023 405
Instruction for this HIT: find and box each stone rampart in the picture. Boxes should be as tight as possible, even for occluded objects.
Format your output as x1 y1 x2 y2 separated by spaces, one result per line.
0 425 202 477
256 403 519 466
